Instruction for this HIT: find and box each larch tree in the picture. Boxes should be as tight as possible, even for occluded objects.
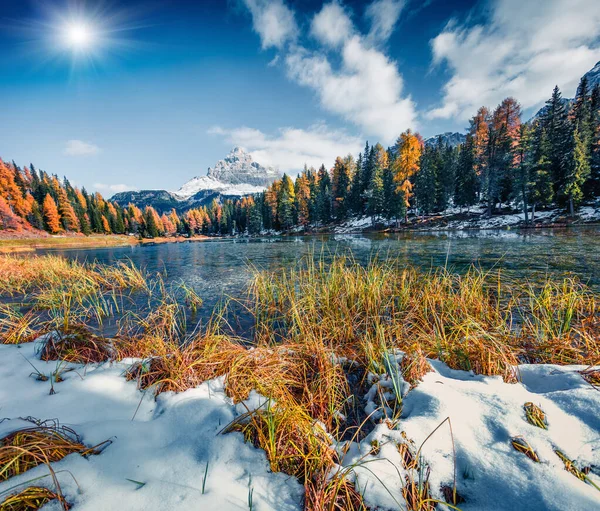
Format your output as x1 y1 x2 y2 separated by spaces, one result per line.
392 130 423 221
42 193 61 234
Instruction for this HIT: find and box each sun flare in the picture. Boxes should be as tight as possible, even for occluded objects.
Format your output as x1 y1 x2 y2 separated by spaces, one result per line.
65 22 93 49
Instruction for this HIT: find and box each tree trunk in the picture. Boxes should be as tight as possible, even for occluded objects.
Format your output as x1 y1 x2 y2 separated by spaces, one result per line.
532 203 536 222
521 184 528 225
569 197 574 217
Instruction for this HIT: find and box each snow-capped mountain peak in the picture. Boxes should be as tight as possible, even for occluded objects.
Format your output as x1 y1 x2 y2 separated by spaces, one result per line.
174 147 280 199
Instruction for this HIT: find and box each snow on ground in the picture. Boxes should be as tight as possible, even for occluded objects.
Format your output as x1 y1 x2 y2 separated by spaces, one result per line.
1 342 599 510
332 205 600 234
340 360 600 511
0 343 302 511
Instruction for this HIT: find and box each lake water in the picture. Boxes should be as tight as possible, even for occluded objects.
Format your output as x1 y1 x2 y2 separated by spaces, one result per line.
38 227 600 320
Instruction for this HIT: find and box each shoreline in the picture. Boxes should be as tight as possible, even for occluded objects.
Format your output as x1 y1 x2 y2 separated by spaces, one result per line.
0 233 211 253
1 208 598 252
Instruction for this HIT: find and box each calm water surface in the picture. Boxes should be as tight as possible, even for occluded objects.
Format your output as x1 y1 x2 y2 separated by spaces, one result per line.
38 227 600 318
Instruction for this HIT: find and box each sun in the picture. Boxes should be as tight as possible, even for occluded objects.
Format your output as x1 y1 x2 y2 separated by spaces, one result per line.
65 22 94 49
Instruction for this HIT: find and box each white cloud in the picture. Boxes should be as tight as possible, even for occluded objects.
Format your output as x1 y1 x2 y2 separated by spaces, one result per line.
285 34 417 143
365 0 405 43
93 183 133 194
239 0 416 144
208 123 363 173
310 1 354 48
242 0 297 49
64 139 101 156
428 0 600 120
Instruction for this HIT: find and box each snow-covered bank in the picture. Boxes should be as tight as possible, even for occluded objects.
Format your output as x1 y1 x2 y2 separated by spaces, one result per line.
332 205 600 234
0 343 302 511
1 341 599 510
340 361 600 511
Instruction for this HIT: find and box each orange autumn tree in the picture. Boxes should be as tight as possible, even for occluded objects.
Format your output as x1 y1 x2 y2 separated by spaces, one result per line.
0 195 22 230
392 129 424 220
294 171 311 227
57 187 80 232
42 194 61 233
469 106 490 175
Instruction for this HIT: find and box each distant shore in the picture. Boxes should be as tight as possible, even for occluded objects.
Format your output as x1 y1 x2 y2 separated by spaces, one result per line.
2 205 599 252
0 233 210 253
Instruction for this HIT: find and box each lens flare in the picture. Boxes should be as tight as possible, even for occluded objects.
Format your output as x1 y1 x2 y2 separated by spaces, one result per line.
65 23 93 49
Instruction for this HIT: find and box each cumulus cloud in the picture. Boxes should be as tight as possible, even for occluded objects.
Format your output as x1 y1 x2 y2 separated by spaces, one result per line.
93 183 133 194
208 123 363 173
428 0 600 120
365 0 405 43
64 139 101 156
241 0 416 144
242 0 297 49
310 1 354 48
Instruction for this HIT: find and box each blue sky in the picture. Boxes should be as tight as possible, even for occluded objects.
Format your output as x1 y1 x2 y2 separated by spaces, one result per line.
1 0 599 195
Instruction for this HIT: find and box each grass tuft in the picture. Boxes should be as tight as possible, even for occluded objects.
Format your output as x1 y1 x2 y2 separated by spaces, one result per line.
524 402 548 429
0 487 67 511
0 422 108 482
511 436 539 462
38 327 114 364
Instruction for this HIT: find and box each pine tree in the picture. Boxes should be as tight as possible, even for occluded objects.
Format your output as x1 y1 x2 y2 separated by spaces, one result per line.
317 165 332 224
437 142 457 212
584 84 600 198
566 128 591 215
42 193 61 234
572 76 591 137
331 156 353 221
360 142 373 202
248 199 263 234
277 174 295 230
143 206 160 238
513 124 533 223
530 128 554 219
454 136 478 211
368 164 384 220
349 153 363 215
28 199 45 231
414 146 437 215
543 86 572 205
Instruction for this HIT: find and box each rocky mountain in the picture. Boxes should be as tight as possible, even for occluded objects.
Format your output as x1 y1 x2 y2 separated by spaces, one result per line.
530 60 599 123
583 60 600 89
425 132 466 148
175 147 279 198
112 147 280 214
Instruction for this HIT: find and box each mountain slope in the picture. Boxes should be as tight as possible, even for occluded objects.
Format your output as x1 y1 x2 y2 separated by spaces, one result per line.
424 132 466 148
175 147 279 198
112 147 279 214
530 59 599 123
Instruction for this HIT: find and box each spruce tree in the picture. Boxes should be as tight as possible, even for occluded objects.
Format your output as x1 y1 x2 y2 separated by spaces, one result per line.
530 128 554 219
414 146 437 215
454 136 478 211
277 174 295 230
566 128 591 215
316 165 332 224
543 86 572 204
585 84 600 197
349 153 363 215
513 124 533 223
368 165 384 220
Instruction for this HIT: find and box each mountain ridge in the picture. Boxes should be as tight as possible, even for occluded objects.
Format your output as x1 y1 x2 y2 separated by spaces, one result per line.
112 147 280 213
